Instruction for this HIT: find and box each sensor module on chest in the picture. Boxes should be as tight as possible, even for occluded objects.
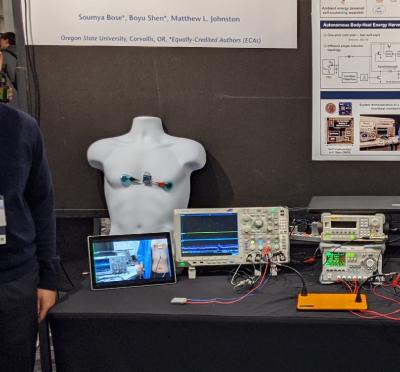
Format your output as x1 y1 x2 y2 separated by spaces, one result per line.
120 172 173 191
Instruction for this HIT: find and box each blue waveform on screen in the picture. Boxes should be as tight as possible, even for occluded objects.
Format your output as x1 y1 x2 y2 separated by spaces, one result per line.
181 237 238 242
182 244 239 256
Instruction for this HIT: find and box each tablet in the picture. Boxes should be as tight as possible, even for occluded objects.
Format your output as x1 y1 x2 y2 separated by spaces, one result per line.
88 232 176 290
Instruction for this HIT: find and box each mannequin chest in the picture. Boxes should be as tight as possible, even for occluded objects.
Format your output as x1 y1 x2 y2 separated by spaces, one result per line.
102 144 184 189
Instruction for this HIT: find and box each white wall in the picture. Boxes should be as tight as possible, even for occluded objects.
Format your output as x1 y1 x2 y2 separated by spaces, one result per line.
0 0 14 33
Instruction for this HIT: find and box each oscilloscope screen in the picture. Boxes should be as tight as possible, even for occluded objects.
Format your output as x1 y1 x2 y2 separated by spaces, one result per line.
179 213 239 257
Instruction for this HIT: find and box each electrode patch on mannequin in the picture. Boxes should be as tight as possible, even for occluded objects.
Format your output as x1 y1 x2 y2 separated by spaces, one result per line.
120 172 173 191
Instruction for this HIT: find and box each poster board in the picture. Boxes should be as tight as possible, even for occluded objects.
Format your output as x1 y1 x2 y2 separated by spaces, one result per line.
313 0 400 160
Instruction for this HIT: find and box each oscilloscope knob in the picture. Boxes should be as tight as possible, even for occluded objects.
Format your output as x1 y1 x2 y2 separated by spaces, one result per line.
267 225 273 232
243 226 251 234
242 215 251 224
254 219 264 228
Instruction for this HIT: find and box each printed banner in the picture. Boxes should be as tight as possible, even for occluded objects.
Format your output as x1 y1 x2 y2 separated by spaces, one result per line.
313 0 400 160
23 0 297 49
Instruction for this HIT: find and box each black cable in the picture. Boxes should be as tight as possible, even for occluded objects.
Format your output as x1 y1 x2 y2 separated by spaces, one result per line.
355 273 397 302
288 207 308 212
23 0 32 115
26 0 41 122
383 242 400 270
60 261 75 288
289 218 311 237
380 285 400 298
27 0 41 122
275 262 308 296
387 236 400 245
23 0 41 121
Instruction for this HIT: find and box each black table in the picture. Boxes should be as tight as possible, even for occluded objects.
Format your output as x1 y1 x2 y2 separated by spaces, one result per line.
48 261 400 372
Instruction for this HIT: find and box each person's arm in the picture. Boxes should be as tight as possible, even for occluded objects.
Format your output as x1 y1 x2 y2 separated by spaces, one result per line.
1 50 17 86
25 122 60 321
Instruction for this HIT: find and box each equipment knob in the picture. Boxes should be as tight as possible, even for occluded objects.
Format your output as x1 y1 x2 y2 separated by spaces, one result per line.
254 219 264 228
267 225 273 232
366 258 375 269
243 226 251 234
242 215 251 223
371 218 380 227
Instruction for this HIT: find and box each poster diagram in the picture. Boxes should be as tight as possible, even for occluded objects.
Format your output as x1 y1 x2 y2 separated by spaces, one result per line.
322 43 400 88
321 32 400 90
313 0 400 160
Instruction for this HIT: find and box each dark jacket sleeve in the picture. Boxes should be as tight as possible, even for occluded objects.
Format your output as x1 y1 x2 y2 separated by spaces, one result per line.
24 124 60 290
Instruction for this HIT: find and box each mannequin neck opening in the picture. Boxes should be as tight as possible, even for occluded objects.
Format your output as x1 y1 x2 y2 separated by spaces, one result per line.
129 117 165 140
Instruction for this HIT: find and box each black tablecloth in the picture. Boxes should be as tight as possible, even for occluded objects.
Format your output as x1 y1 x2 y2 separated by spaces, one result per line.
49 263 400 372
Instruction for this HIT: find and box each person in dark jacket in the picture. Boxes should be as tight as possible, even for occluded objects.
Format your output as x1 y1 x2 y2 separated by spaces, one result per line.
0 103 60 371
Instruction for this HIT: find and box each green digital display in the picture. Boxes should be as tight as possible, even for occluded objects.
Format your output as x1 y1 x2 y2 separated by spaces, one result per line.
325 252 346 267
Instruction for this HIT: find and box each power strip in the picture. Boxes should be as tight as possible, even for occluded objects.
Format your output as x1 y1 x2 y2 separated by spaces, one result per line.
290 232 321 243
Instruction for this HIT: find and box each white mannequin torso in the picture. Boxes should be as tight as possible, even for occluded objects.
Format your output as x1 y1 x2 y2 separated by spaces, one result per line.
87 116 206 235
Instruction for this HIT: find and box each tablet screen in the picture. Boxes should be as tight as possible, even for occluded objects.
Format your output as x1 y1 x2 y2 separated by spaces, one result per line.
88 232 176 290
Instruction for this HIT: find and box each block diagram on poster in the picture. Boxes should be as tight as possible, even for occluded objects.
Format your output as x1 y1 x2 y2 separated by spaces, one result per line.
322 42 400 88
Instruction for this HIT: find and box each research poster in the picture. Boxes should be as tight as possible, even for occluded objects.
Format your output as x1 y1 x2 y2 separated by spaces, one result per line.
23 0 297 49
313 0 400 161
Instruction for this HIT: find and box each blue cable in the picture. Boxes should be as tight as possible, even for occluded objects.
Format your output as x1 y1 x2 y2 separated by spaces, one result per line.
259 271 272 290
187 296 243 302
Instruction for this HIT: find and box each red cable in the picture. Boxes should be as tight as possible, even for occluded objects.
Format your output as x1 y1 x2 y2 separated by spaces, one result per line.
350 311 381 319
353 279 358 294
350 284 400 320
341 279 379 319
362 309 400 321
187 263 270 305
392 273 400 286
339 279 353 292
372 285 400 306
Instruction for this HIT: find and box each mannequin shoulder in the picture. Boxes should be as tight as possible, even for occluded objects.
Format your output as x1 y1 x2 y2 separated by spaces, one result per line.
167 137 206 170
87 137 119 169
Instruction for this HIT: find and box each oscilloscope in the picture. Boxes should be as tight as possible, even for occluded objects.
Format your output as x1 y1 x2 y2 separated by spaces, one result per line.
173 207 290 269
